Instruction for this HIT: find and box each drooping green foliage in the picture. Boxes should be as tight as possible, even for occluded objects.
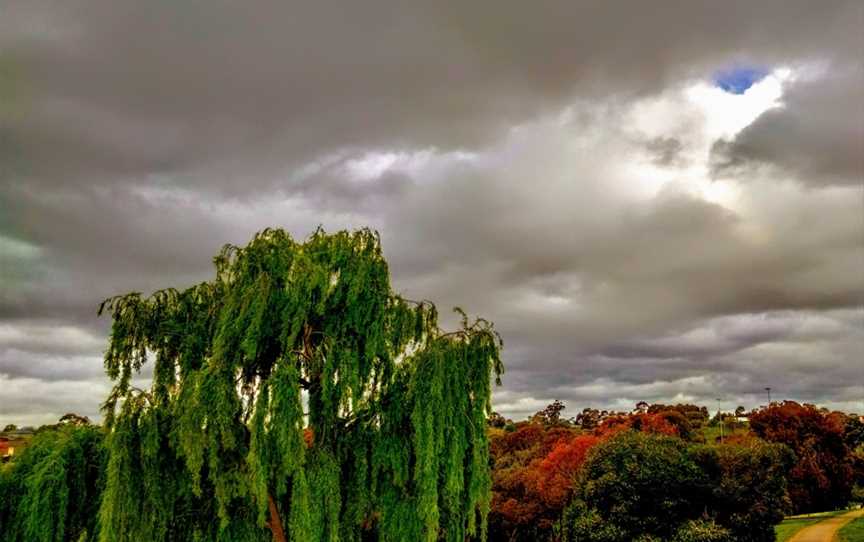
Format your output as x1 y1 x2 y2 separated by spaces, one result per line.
0 424 105 542
96 228 503 541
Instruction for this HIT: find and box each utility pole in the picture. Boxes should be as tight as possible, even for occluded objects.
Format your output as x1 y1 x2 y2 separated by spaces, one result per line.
716 398 724 444
765 387 772 406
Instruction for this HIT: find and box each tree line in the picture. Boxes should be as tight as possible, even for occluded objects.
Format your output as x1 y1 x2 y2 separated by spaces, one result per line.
3 399 861 541
488 400 864 541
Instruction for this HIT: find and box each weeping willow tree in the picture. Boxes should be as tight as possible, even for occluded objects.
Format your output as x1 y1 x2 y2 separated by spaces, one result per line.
97 228 502 542
0 424 105 542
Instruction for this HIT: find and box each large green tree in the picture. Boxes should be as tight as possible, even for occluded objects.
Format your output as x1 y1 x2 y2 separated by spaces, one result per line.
556 431 793 542
97 228 502 542
558 431 712 542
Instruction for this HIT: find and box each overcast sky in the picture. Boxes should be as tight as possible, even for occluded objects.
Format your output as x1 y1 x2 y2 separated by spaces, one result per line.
1 1 862 427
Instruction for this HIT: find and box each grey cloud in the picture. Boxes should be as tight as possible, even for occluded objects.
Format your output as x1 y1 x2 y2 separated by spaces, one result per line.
494 309 863 419
0 376 109 427
645 137 685 167
378 102 861 417
384 133 862 349
711 66 864 186
1 0 860 194
0 322 103 356
0 350 103 381
1 1 862 424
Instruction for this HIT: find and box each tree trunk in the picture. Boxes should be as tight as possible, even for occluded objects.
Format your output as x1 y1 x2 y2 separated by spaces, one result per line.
268 492 287 542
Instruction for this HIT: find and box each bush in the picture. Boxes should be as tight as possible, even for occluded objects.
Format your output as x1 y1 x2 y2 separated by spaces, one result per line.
705 437 794 542
555 504 627 542
579 431 709 535
557 431 792 542
558 431 711 541
671 520 732 542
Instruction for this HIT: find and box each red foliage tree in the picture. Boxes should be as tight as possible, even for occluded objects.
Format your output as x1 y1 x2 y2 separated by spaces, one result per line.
597 412 680 438
749 401 855 513
536 435 601 510
488 422 587 541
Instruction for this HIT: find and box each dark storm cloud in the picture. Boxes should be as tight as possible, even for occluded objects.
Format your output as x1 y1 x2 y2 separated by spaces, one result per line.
0 180 364 324
711 65 864 186
0 0 860 192
1 0 862 425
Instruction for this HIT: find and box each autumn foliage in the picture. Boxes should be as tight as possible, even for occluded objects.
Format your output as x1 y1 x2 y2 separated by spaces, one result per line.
749 401 856 513
488 423 584 540
488 406 695 540
536 435 601 510
597 411 681 438
488 400 863 541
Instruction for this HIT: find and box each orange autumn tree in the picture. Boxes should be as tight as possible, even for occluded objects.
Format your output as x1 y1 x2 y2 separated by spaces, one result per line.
596 412 680 438
487 404 602 541
535 435 601 510
488 422 581 540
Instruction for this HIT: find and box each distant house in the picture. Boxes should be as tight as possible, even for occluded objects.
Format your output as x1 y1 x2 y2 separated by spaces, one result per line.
0 437 15 460
0 427 34 461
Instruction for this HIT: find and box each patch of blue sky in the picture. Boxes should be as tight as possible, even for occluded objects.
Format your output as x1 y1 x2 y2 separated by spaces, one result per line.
713 66 769 94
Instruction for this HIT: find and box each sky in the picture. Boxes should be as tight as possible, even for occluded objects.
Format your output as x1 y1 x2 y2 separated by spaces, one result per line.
1 1 862 427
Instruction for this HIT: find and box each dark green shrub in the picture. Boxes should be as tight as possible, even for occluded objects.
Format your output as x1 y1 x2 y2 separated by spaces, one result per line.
671 520 732 542
555 504 626 542
558 431 711 541
705 438 794 542
557 432 792 542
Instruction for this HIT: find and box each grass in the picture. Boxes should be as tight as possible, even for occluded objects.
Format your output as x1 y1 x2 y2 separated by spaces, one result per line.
775 510 848 542
838 515 864 542
700 424 749 444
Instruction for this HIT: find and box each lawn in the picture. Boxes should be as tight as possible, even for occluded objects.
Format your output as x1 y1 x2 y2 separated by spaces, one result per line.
700 424 749 444
775 510 848 542
838 515 864 542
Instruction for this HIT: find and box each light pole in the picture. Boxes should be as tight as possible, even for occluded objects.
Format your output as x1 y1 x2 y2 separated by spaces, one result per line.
716 398 724 443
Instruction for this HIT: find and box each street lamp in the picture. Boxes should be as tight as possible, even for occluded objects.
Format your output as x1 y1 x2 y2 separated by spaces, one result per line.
716 398 724 443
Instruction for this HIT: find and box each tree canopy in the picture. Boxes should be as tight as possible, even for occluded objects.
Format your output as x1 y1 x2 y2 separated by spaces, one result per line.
749 401 855 514
555 431 793 542
96 228 503 542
